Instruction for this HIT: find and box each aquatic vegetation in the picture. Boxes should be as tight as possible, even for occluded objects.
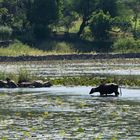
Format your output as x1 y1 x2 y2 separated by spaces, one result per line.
18 68 32 82
95 134 103 140
0 68 140 87
77 127 84 133
0 59 139 139
0 87 140 139
50 75 140 87
0 59 139 87
59 130 66 137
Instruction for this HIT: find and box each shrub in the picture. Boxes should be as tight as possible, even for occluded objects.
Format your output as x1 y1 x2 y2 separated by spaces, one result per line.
90 11 112 41
52 42 75 53
112 37 140 53
39 41 76 53
18 68 31 83
33 24 50 40
134 27 140 39
0 26 12 40
0 42 47 56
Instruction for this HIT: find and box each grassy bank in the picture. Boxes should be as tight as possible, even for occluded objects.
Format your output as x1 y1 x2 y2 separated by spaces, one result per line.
0 42 48 56
1 38 140 57
0 41 77 56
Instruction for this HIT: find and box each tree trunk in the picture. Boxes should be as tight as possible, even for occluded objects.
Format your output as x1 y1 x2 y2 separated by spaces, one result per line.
133 13 138 39
77 17 87 37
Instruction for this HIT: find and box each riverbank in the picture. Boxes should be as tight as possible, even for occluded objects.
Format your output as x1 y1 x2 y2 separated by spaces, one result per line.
0 53 140 62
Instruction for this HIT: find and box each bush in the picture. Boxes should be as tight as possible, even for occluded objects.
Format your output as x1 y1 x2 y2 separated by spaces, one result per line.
90 11 112 41
134 27 140 39
18 68 31 83
0 42 47 56
52 42 75 53
38 40 76 53
112 37 140 53
33 24 51 40
0 26 12 40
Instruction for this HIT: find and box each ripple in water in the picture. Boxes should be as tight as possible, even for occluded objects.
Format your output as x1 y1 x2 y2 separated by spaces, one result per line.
0 86 140 139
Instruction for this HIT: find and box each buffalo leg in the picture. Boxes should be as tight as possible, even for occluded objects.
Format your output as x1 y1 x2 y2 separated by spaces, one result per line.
100 92 103 97
115 92 119 97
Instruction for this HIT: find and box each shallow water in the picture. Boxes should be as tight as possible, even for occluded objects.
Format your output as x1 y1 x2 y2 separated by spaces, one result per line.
0 86 140 139
0 59 140 76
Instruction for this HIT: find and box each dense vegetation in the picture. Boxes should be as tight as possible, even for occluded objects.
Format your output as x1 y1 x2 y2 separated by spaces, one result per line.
0 0 140 53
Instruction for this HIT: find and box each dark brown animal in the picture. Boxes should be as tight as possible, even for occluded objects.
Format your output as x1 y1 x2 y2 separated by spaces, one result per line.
18 82 34 88
43 81 52 87
89 83 120 96
6 78 18 88
0 80 7 88
18 80 52 88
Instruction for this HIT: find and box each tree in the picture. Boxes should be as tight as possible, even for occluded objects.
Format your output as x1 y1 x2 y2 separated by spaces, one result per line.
74 0 118 37
62 12 79 33
124 0 140 39
97 0 118 17
0 0 30 41
58 0 79 33
112 16 132 36
90 11 112 41
27 0 62 39
74 0 97 37
0 0 16 26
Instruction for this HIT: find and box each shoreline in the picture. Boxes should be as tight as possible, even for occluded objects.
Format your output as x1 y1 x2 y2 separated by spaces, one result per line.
0 53 140 62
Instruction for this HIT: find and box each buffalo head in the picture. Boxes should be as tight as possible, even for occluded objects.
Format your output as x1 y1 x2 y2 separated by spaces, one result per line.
89 88 96 94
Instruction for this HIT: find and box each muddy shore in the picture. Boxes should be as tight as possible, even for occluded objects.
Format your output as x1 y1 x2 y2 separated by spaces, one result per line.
0 53 140 62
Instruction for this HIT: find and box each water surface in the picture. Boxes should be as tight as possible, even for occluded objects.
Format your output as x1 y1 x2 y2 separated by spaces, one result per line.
0 59 140 76
0 86 140 139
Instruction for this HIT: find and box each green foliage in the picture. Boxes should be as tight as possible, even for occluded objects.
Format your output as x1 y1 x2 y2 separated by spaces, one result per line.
0 70 140 87
112 37 140 53
28 0 62 39
77 127 84 133
134 27 140 39
90 11 112 40
97 0 118 17
51 42 76 53
74 0 97 36
18 68 31 83
61 11 79 33
33 24 50 39
0 42 47 56
51 75 140 87
125 0 140 38
0 26 12 40
112 16 132 32
0 0 140 53
0 71 6 80
29 0 60 25
74 0 97 17
0 7 9 25
37 40 95 53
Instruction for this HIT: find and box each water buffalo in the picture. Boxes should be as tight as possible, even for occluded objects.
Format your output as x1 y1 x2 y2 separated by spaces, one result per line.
32 80 52 88
18 82 34 88
89 83 120 96
18 80 52 88
6 78 18 88
0 80 7 88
